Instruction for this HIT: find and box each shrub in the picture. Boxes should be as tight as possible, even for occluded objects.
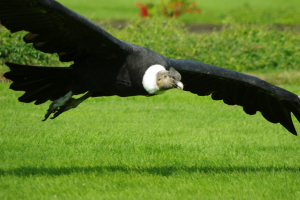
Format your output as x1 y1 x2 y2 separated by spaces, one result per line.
1 20 299 72
0 27 71 67
109 19 300 72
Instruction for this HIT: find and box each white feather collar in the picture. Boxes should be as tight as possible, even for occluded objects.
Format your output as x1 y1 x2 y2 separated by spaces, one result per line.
142 65 165 94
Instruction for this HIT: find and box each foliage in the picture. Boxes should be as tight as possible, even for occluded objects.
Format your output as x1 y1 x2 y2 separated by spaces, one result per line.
0 27 71 67
135 0 200 18
1 20 299 73
1 20 300 74
0 83 300 199
110 19 300 72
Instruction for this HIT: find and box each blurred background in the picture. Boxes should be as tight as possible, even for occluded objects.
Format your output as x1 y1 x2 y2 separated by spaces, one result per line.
58 0 300 25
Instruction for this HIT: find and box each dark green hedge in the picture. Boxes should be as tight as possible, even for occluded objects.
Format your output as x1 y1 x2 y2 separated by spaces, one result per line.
1 19 299 72
0 28 70 68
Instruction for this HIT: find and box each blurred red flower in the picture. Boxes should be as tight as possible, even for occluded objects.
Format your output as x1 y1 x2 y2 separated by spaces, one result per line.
135 0 200 18
135 2 150 17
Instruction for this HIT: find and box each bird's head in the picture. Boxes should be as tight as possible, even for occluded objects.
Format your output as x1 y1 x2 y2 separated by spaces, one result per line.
142 65 183 94
156 67 183 91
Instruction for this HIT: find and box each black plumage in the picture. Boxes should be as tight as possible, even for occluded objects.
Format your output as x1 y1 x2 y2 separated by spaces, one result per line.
1 0 300 135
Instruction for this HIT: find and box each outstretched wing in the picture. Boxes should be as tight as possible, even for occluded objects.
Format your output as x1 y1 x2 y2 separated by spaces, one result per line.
0 0 131 62
170 59 300 135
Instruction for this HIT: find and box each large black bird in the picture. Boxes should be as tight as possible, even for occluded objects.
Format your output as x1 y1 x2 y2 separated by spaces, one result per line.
1 0 300 135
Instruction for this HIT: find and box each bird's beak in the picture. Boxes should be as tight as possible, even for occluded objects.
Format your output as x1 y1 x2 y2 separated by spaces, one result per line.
174 80 184 90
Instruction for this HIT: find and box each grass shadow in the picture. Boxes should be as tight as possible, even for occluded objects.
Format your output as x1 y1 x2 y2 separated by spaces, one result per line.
0 165 299 177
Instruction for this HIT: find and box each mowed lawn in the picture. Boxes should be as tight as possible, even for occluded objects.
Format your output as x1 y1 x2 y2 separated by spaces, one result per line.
1 82 300 199
1 1 300 198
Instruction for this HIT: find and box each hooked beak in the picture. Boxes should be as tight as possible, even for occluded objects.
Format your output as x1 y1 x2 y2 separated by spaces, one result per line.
174 80 184 90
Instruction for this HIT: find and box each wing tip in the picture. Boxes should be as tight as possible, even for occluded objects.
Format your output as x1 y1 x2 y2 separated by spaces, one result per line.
291 130 297 136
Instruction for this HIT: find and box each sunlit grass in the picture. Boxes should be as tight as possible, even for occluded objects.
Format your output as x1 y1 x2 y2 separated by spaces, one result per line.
1 1 300 198
1 83 300 199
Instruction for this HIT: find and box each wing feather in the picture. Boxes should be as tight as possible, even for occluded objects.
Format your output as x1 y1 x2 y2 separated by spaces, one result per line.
0 0 131 62
171 59 300 135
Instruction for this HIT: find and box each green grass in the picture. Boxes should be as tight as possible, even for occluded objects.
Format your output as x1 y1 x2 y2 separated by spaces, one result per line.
1 83 300 199
1 2 300 198
56 0 300 24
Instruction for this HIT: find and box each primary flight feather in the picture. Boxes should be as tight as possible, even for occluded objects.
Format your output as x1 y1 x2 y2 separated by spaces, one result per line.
1 0 300 135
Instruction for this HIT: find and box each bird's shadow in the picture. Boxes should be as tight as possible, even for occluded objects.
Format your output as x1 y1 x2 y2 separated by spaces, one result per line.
0 165 299 177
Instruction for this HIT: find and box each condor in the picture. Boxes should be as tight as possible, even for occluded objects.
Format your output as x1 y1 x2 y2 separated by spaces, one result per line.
1 0 300 135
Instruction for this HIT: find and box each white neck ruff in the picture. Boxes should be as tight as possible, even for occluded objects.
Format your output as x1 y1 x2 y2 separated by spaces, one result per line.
142 65 165 94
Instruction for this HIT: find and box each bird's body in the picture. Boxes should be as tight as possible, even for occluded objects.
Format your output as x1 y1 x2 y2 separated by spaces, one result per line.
1 0 300 135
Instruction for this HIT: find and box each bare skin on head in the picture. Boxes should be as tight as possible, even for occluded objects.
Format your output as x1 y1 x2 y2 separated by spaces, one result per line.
156 67 183 91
